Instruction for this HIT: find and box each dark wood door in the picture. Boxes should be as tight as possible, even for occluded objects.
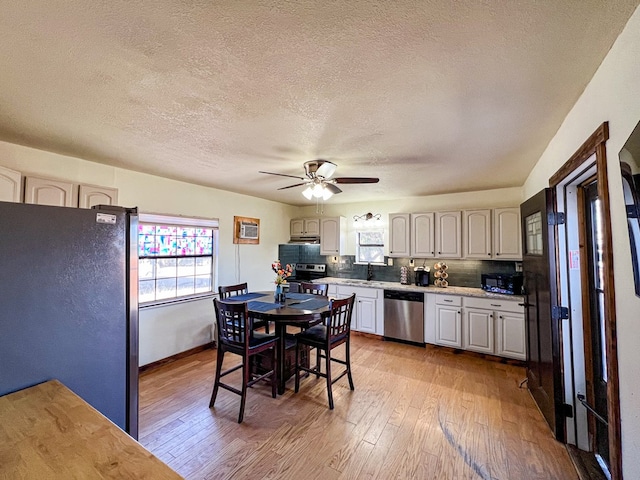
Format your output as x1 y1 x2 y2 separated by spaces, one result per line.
521 188 565 441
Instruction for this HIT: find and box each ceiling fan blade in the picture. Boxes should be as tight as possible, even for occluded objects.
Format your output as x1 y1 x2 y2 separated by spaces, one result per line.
316 160 337 179
259 171 306 180
324 183 342 194
277 182 310 190
333 177 380 184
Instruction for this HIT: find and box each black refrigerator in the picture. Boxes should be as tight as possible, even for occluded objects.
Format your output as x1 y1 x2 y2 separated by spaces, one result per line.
0 201 139 438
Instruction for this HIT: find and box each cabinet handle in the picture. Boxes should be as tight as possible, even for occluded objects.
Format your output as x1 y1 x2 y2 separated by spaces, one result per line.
443 299 453 303
500 315 503 319
496 253 500 256
438 251 441 254
490 303 501 307
458 311 461 314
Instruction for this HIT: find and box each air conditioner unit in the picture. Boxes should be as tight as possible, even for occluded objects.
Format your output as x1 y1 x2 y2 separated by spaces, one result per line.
239 221 259 240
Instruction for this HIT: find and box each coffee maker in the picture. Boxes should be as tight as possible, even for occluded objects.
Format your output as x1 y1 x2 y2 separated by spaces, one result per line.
414 267 430 286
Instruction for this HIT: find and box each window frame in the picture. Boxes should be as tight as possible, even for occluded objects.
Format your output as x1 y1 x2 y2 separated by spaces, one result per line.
355 228 386 265
138 213 219 308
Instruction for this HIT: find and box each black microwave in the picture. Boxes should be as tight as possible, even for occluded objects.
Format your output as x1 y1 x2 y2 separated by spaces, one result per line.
481 273 523 295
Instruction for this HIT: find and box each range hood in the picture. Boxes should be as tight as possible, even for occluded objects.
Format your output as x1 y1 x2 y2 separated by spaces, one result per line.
288 235 320 244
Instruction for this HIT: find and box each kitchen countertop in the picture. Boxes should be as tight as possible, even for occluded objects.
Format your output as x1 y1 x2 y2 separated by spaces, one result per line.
319 276 524 302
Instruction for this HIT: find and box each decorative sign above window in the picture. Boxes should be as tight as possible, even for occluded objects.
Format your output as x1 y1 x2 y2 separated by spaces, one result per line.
233 216 260 244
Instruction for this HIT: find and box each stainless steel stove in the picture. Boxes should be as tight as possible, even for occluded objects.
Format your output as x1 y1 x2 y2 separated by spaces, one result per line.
288 263 327 291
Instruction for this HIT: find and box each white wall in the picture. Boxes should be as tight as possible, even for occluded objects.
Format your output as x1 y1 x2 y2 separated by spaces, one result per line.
0 141 298 365
523 5 640 477
297 187 523 255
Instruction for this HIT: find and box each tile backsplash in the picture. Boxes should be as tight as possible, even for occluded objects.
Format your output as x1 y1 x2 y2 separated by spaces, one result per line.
278 244 517 288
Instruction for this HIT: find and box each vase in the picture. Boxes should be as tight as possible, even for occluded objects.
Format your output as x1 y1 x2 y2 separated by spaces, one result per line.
275 284 284 302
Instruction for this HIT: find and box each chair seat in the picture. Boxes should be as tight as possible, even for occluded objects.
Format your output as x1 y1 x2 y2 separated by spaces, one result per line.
297 325 347 346
250 332 278 348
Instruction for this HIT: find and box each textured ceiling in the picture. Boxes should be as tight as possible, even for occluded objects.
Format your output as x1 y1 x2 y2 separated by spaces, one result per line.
0 1 638 205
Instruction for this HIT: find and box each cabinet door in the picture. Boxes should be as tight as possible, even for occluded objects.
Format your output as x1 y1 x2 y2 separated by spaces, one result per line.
356 297 377 333
464 308 494 354
0 165 22 202
435 211 462 258
305 218 320 236
493 208 522 260
496 312 526 360
290 219 305 237
24 176 76 207
320 217 344 255
78 185 119 209
389 213 410 257
435 304 461 347
411 212 435 257
463 210 491 259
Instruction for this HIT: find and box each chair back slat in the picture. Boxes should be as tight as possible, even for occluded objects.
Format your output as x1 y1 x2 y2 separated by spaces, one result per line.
300 282 328 296
324 294 355 340
218 283 249 299
214 299 250 346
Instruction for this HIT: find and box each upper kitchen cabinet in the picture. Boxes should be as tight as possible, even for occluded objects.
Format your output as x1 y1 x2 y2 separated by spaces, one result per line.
435 211 462 258
0 165 22 202
290 218 320 237
78 184 119 209
411 212 435 257
24 176 76 207
320 216 345 255
463 209 492 259
493 208 522 260
389 213 411 257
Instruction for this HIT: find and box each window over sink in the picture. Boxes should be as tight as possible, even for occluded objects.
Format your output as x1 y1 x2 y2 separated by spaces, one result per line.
138 213 218 305
356 229 385 264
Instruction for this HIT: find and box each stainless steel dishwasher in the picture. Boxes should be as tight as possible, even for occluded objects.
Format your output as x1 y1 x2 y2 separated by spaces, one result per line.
383 290 424 344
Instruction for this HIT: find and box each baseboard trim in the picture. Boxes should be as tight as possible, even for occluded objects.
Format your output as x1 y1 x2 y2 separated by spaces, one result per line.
139 342 215 375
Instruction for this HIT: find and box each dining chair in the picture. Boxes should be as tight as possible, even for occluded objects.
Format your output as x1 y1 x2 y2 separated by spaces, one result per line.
299 282 328 296
218 283 269 333
209 298 278 423
294 294 355 409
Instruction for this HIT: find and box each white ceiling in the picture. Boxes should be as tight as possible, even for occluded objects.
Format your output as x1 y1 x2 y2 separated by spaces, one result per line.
0 1 638 205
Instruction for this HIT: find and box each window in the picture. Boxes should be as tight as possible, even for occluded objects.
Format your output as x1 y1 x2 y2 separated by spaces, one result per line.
356 229 384 263
138 213 218 305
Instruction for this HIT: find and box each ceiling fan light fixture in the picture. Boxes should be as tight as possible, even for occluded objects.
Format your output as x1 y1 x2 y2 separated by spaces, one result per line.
312 183 325 198
321 187 333 201
302 186 314 200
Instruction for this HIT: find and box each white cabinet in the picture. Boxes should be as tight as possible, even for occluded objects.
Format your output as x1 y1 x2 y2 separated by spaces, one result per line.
435 211 462 258
463 296 525 360
78 184 119 208
464 308 494 354
24 176 76 207
493 208 522 260
463 209 492 259
0 165 22 202
389 213 411 257
335 285 383 335
496 311 526 360
290 218 320 237
434 295 462 347
320 216 345 255
411 212 435 257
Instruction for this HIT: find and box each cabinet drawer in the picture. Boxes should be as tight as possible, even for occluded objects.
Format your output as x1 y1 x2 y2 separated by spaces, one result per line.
336 285 379 299
435 294 461 307
464 296 523 313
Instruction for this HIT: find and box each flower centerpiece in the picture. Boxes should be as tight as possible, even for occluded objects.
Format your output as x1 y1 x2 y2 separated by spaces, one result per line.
272 260 294 285
272 260 293 302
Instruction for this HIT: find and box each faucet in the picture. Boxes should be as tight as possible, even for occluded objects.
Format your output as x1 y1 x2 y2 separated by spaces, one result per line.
367 263 374 281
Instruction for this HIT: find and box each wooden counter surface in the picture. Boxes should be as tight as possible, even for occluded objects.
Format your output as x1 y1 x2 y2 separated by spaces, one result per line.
0 380 182 479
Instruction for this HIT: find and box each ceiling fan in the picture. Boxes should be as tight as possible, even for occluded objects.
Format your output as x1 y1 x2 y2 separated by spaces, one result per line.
259 160 379 200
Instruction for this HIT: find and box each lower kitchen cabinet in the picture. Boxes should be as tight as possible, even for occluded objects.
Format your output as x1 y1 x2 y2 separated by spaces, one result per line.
434 295 462 348
335 285 383 335
495 311 526 360
464 308 494 354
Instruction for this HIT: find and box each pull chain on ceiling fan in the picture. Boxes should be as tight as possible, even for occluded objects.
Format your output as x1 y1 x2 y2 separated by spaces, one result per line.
259 159 379 201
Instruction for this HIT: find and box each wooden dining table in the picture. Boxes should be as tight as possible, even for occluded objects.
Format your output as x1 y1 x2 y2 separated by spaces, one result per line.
224 290 331 394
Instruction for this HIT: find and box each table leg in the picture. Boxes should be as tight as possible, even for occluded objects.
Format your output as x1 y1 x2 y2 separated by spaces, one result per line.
276 323 287 395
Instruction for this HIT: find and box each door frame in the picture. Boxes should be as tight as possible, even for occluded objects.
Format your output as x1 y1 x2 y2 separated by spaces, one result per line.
549 122 622 479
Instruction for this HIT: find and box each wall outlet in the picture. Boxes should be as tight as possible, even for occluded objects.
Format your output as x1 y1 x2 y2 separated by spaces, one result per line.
331 256 338 263
409 258 414 267
387 258 393 266
515 262 523 272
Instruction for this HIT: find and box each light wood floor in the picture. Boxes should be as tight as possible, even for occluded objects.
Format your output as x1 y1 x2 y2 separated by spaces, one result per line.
139 335 578 479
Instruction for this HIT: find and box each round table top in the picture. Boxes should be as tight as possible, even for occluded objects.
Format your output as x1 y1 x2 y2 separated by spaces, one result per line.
226 291 330 322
